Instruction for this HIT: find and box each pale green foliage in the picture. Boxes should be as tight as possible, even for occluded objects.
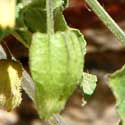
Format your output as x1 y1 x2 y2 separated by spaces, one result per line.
81 72 97 96
30 29 86 119
109 65 125 125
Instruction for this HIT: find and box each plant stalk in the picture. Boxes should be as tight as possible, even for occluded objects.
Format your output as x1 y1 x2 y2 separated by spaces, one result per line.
46 0 54 35
85 0 125 44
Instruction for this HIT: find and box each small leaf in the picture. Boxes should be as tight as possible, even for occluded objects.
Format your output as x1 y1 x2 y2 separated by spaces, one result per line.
80 72 97 96
108 65 125 125
13 30 32 48
0 59 23 111
54 7 68 31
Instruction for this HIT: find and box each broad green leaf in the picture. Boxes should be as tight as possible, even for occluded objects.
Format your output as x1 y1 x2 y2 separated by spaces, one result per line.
21 6 47 33
14 1 68 47
0 60 23 111
80 72 97 96
109 65 125 125
18 3 68 33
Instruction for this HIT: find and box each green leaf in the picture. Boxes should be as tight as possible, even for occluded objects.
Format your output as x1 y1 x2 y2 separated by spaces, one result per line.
17 0 66 12
18 2 68 33
80 72 97 96
26 0 67 9
21 6 47 33
108 65 125 125
0 30 10 41
14 0 68 47
54 7 68 32
13 29 32 48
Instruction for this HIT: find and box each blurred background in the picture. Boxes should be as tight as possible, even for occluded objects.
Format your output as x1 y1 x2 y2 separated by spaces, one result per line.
0 0 125 125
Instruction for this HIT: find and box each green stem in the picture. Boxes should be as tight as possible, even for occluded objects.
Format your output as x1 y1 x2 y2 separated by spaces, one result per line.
46 0 54 35
85 0 125 44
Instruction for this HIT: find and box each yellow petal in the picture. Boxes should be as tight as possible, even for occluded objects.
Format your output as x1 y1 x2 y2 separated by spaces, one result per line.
0 0 16 29
0 59 22 111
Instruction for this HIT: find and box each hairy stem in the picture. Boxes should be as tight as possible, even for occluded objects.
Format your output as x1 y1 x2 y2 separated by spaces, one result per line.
46 0 54 35
85 0 125 44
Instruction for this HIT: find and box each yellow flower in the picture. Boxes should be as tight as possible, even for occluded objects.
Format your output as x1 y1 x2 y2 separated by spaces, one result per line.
0 0 16 29
0 60 22 111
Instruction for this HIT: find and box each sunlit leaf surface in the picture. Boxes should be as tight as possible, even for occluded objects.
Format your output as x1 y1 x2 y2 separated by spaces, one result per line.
109 65 125 125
